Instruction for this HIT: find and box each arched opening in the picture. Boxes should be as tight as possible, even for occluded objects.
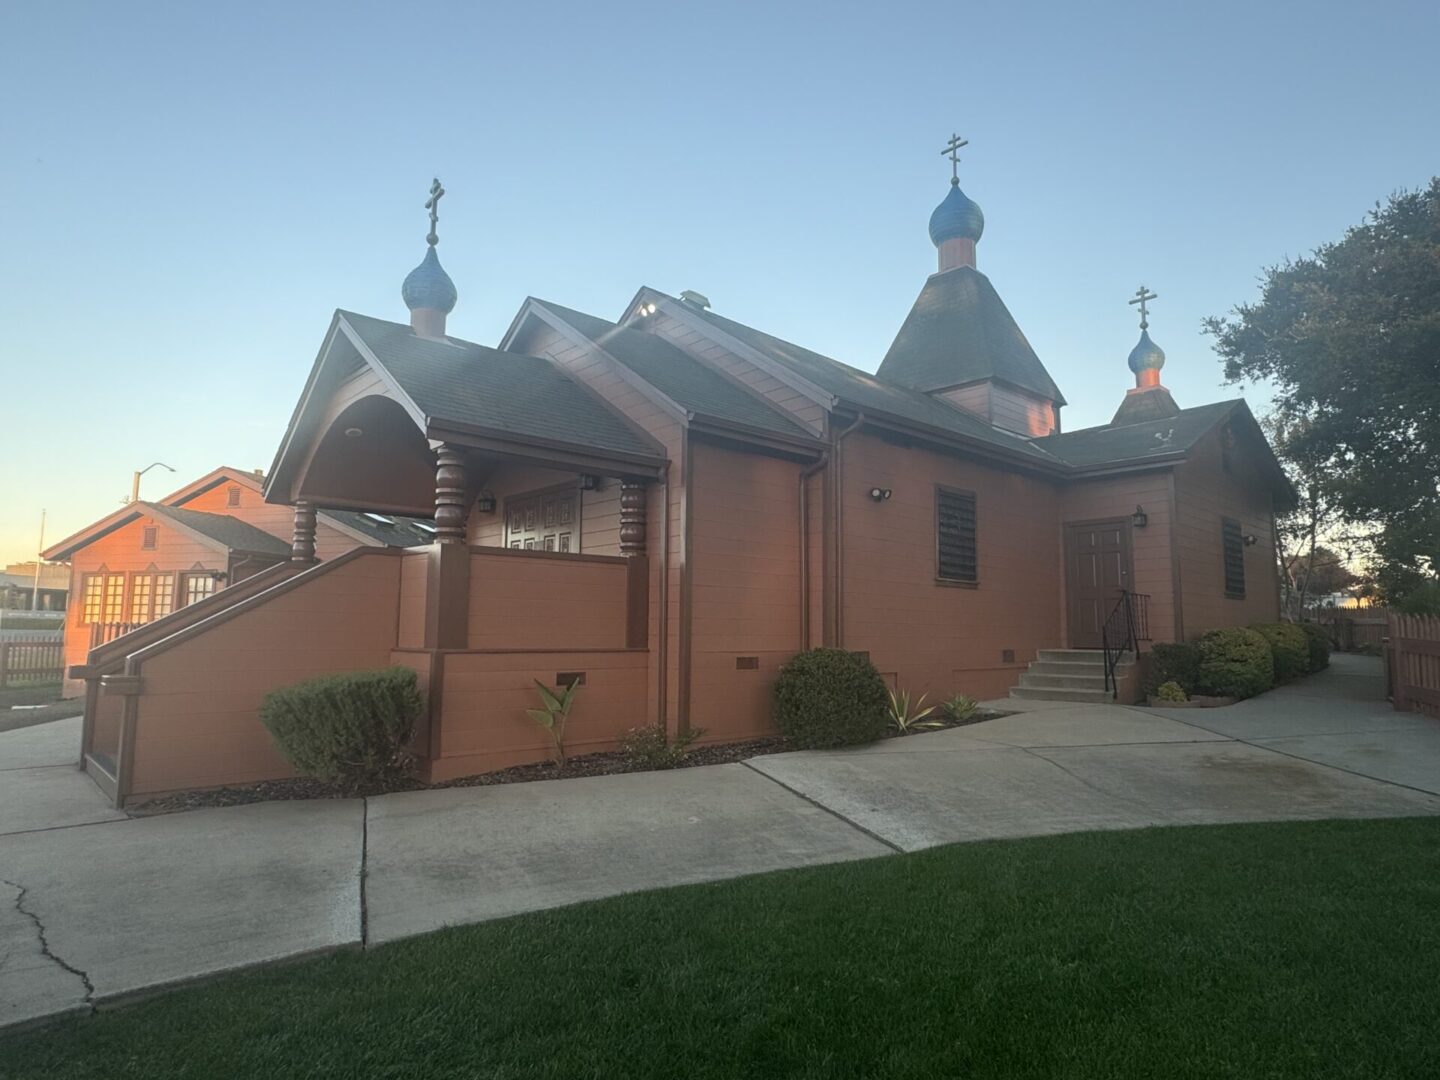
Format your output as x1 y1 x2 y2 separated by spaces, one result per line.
298 395 435 515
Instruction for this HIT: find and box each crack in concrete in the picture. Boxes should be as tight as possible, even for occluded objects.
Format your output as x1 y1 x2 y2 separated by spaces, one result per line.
1019 746 1155 812
3 878 95 1011
740 760 904 853
359 798 370 949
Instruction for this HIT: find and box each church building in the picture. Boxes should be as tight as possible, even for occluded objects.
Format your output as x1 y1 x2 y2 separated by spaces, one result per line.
74 152 1291 807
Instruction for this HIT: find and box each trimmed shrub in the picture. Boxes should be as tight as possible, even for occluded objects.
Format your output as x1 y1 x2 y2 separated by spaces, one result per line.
1195 628 1275 700
1297 622 1332 673
773 648 889 749
1154 681 1188 703
621 723 704 770
1146 641 1202 695
259 667 421 788
1251 622 1310 683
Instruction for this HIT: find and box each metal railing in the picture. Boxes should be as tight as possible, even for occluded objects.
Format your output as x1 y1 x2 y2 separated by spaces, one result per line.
1101 591 1151 697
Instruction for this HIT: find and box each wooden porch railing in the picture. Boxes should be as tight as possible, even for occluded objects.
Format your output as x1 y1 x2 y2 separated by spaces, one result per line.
89 622 142 650
1390 613 1440 718
0 636 63 687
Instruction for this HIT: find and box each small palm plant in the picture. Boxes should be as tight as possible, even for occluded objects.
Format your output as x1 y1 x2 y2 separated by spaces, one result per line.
526 679 581 769
887 688 941 734
941 694 979 722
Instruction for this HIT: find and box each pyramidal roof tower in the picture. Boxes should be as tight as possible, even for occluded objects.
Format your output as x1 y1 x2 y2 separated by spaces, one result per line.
877 136 1065 437
1110 284 1181 425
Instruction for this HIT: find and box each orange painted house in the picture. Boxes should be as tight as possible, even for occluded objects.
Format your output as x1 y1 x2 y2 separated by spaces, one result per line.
44 467 434 696
72 168 1291 806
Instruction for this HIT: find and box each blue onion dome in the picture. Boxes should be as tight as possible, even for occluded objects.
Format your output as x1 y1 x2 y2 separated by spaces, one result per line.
401 246 458 314
928 181 985 246
1127 329 1166 373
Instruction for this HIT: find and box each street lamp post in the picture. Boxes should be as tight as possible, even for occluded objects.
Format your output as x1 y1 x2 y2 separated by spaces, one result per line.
130 462 176 505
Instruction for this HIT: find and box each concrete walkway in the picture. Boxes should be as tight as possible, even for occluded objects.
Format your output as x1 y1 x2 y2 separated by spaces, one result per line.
2 654 1437 1030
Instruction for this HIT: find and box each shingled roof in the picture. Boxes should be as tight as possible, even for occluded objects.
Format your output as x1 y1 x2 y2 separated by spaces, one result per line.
671 298 1060 463
531 300 813 440
322 509 436 547
876 267 1065 403
145 505 292 557
339 311 659 462
1037 400 1245 467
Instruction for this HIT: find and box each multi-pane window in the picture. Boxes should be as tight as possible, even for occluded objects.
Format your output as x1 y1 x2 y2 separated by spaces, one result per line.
102 574 126 623
1222 518 1246 598
936 487 979 583
131 575 155 623
183 574 216 607
142 526 158 550
81 575 107 624
153 573 175 619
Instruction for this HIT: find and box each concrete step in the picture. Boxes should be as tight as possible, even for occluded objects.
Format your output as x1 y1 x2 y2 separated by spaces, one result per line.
1027 660 1135 677
1019 672 1109 690
1009 685 1115 703
1035 648 1134 664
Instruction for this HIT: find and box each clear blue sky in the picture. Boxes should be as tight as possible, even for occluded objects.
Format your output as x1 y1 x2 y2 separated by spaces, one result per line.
3 0 1436 563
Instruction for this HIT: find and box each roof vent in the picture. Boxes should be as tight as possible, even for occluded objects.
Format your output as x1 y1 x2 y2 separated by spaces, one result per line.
679 290 711 310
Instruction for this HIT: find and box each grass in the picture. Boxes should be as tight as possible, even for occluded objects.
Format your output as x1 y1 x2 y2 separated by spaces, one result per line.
6 817 1440 1078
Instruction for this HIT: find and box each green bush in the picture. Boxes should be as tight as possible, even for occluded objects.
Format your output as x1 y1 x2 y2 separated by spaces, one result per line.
941 694 979 722
1195 628 1275 700
259 667 421 788
1251 622 1311 683
621 723 704 770
773 649 889 749
1146 642 1202 695
1154 681 1189 703
1297 622 1332 672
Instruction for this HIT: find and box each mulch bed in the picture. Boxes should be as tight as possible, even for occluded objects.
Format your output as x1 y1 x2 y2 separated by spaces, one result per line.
125 709 1009 817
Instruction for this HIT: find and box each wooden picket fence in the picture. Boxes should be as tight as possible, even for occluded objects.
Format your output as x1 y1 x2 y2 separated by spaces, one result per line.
1389 613 1440 718
0 635 64 687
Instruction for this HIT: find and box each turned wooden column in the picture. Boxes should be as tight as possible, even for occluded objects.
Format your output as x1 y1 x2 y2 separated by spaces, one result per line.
619 480 649 647
619 480 647 556
291 500 317 563
434 445 469 544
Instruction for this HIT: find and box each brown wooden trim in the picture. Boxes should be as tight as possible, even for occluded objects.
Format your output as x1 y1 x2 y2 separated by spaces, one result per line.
424 422 666 477
425 543 469 649
1166 470 1184 641
427 646 650 656
427 651 445 761
625 555 649 648
79 678 98 769
830 412 865 646
498 481 584 553
656 465 670 730
677 433 693 733
467 543 624 566
115 691 139 809
688 421 826 460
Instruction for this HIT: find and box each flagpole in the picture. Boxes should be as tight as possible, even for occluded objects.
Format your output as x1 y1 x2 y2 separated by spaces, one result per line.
32 510 46 612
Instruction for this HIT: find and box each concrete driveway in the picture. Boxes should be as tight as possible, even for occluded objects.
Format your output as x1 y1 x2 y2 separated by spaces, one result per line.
3 653 1437 1030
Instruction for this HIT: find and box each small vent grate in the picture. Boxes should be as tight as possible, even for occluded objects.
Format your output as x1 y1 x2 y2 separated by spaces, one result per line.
555 672 586 688
735 656 759 670
1002 649 1015 664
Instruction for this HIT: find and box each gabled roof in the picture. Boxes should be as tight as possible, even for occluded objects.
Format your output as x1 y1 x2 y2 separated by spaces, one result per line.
1036 400 1244 468
42 502 290 562
877 267 1065 404
337 310 661 462
655 293 1060 464
322 508 436 547
528 300 814 441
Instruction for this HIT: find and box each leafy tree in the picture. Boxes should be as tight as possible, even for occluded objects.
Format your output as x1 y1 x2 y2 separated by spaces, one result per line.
1284 545 1358 603
1206 179 1440 605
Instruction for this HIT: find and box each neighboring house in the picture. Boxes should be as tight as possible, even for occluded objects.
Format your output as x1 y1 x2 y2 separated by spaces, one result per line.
0 562 69 612
43 467 435 694
76 162 1292 806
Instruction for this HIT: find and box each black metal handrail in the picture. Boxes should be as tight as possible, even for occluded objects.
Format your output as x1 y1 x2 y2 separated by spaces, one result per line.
1101 591 1152 697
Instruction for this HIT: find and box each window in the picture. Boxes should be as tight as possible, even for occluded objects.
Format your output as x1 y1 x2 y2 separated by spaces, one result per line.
182 573 216 607
142 526 158 550
226 487 242 508
153 573 175 619
504 489 579 552
81 575 107 624
103 574 126 623
936 487 978 583
1222 518 1246 598
131 574 154 623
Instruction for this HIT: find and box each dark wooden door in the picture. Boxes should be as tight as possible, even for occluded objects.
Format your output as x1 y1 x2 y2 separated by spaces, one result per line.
505 489 578 552
1064 520 1132 649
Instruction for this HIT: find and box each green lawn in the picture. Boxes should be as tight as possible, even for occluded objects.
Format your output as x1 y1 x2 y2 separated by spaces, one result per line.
7 818 1440 1079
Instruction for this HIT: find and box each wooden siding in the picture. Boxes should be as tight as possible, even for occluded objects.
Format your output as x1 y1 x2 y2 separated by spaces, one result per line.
1059 470 1178 644
127 553 404 797
1172 427 1281 635
178 473 357 560
935 383 1057 436
467 464 622 556
468 548 631 651
645 308 829 433
839 431 1063 700
396 551 429 648
936 383 991 423
424 648 648 780
687 440 804 741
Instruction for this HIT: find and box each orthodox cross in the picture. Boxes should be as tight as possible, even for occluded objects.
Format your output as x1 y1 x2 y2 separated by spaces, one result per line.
940 133 968 184
1129 284 1158 330
425 178 445 246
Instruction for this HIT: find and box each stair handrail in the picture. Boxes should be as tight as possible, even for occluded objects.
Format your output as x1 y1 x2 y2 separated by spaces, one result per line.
1101 590 1152 698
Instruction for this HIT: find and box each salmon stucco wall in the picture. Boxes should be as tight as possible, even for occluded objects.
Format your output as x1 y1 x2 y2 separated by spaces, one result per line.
839 430 1064 701
1172 427 1281 636
686 438 804 742
126 552 404 798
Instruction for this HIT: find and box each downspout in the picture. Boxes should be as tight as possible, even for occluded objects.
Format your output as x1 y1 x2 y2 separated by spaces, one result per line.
798 451 829 651
830 412 865 648
656 463 670 731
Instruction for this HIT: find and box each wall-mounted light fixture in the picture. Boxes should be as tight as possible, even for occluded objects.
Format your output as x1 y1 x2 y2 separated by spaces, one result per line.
868 487 893 502
475 492 497 514
1243 533 1259 546
343 427 363 438
1131 504 1149 528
